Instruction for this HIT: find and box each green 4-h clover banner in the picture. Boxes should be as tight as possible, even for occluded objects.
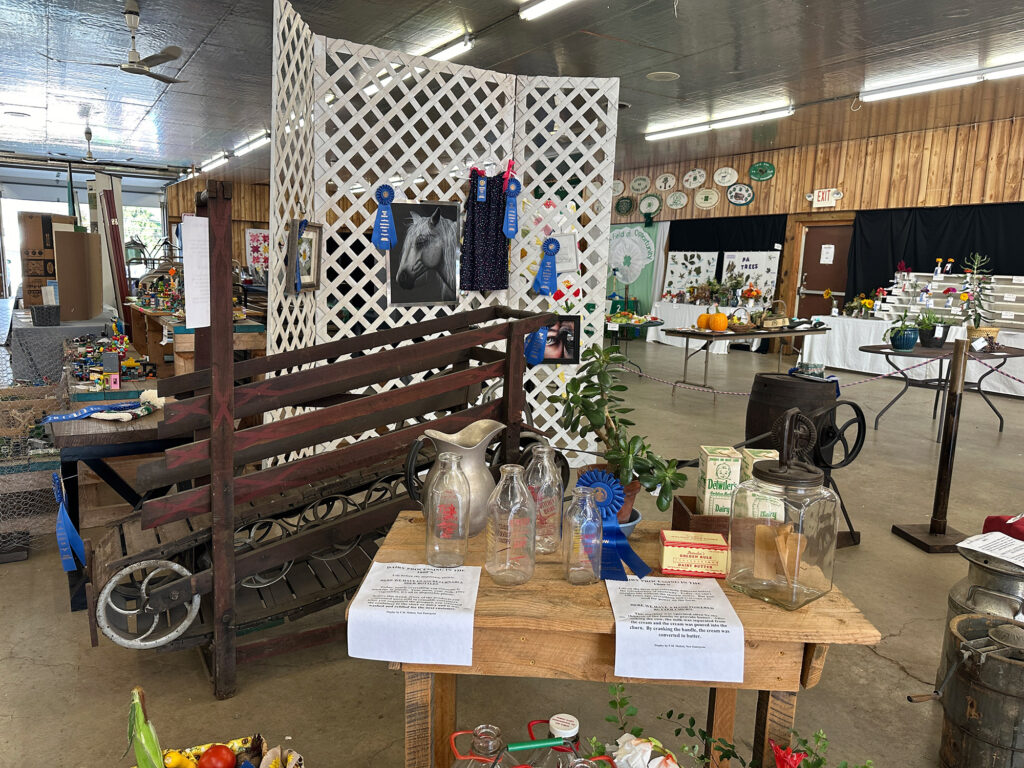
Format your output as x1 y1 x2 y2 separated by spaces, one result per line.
606 223 669 314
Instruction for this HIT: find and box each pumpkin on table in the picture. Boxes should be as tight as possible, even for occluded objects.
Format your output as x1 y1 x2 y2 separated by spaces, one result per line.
709 312 729 332
697 313 712 329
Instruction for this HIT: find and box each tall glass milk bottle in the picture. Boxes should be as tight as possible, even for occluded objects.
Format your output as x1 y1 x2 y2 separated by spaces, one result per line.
563 486 602 585
425 452 471 567
525 445 563 554
485 465 536 585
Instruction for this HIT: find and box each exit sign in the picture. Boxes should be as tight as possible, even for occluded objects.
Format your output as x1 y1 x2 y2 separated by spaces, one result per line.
807 188 843 208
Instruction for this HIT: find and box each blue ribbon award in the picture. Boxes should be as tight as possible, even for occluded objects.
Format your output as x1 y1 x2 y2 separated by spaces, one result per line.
503 177 521 238
372 184 397 250
576 469 652 581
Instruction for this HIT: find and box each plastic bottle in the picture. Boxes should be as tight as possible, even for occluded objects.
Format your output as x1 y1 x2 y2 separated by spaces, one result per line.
485 464 536 586
425 452 471 567
563 486 602 585
525 445 563 555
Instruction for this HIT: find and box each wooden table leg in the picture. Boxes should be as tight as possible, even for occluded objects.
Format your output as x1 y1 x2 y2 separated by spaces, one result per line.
753 690 797 767
705 687 737 766
404 671 456 768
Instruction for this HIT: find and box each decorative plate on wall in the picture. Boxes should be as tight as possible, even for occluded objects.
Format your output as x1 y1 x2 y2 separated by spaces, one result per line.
629 175 651 194
638 193 663 215
654 172 677 191
612 179 625 196
726 182 755 206
749 161 775 181
693 188 720 209
615 196 635 215
666 190 688 209
713 166 739 186
682 168 706 188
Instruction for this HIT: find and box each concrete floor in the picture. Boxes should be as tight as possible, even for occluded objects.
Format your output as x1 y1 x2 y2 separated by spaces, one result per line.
3 340 1023 767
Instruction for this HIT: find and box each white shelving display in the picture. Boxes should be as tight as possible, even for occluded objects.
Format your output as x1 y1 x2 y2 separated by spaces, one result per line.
873 271 1024 332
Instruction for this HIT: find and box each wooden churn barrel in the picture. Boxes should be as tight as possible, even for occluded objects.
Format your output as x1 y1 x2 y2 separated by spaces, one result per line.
745 373 838 464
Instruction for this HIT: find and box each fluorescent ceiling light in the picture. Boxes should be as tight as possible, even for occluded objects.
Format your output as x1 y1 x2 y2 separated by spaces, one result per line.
860 73 981 102
200 154 228 173
429 36 473 61
519 0 579 21
645 105 793 142
711 106 794 129
234 133 270 156
983 62 1024 80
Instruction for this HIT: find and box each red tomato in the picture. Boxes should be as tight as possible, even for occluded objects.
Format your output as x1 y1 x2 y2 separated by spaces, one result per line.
197 744 235 768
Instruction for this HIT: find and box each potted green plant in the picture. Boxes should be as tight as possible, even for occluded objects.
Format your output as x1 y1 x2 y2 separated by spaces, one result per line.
561 345 687 523
961 252 999 341
883 307 918 351
915 309 947 348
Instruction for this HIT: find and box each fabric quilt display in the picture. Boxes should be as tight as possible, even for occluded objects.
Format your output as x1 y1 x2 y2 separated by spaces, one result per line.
460 169 510 291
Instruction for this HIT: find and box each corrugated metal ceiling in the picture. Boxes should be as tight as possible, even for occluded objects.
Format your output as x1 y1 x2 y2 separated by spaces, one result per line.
1 0 1023 177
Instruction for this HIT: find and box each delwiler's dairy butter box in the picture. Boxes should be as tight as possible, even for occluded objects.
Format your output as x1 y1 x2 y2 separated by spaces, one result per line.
660 530 729 577
696 446 741 514
740 448 778 482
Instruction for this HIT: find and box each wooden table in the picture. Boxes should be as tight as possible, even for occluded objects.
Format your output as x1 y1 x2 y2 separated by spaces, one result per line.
157 315 267 376
859 342 1024 438
127 304 176 377
663 326 830 394
369 513 880 768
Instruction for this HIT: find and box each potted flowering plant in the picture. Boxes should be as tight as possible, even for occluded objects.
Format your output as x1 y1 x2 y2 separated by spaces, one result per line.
883 307 918 351
961 252 999 340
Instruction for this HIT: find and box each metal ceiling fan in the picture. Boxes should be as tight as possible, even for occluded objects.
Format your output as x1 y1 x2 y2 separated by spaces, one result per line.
45 0 185 84
49 126 134 165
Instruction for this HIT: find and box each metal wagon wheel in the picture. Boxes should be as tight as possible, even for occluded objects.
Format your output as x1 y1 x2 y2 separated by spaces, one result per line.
296 494 364 561
96 559 201 649
234 518 292 588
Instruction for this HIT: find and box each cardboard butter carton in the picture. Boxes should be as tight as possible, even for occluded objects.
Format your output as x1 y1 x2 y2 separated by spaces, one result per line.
660 530 729 577
740 448 778 482
696 445 741 514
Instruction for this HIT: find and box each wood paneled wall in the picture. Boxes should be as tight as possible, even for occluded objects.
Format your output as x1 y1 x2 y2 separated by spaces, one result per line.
166 176 270 267
613 117 1024 225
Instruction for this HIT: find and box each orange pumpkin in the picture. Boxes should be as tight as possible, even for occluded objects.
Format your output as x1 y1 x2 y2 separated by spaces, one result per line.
709 312 729 332
697 313 712 329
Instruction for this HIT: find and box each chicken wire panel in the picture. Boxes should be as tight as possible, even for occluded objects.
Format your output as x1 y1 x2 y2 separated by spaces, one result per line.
269 0 316 358
510 75 619 464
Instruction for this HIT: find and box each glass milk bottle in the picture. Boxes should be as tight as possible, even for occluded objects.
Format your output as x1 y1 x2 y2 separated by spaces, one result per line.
563 487 602 585
526 714 584 768
425 452 471 567
485 465 536 586
451 724 518 768
525 445 563 554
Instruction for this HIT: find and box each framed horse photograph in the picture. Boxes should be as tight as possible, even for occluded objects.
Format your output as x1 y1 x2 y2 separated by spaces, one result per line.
387 202 460 306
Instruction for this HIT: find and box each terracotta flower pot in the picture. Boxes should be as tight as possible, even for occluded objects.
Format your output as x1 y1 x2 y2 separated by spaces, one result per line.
578 463 642 523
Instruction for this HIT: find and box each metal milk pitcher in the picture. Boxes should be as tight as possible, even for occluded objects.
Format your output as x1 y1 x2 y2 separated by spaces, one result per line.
421 419 505 537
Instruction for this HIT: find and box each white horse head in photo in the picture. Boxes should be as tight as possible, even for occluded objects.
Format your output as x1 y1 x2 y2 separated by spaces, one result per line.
396 207 458 302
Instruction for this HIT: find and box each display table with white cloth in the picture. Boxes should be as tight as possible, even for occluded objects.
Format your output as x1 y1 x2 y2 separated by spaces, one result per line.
648 302 766 354
803 314 1024 398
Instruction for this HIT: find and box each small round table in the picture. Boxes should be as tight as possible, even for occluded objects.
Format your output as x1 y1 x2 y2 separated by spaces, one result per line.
859 342 1024 440
606 319 664 373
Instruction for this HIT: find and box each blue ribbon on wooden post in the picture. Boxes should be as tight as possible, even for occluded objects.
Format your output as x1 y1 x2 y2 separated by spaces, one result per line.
577 470 651 581
533 237 559 295
503 177 521 238
52 473 86 572
372 184 397 250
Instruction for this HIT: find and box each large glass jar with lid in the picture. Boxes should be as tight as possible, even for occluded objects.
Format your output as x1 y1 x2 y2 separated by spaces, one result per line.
727 417 838 610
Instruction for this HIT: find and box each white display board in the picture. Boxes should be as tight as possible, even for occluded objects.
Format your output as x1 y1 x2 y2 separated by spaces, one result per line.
722 251 781 300
269 0 618 462
662 251 718 296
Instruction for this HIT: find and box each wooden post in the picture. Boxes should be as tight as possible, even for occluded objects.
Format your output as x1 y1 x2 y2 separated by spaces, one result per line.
403 671 456 768
203 182 238 698
891 338 967 553
502 322 526 464
753 689 797 766
705 687 737 766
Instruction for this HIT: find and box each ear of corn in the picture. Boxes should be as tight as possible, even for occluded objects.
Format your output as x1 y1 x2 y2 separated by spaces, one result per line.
125 686 163 768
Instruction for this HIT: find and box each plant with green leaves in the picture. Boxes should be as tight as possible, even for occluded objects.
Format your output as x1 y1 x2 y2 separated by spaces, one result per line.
961 252 994 328
882 307 915 342
915 309 940 330
560 345 687 511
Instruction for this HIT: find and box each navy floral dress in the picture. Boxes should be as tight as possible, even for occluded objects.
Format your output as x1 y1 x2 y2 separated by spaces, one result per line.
460 169 509 291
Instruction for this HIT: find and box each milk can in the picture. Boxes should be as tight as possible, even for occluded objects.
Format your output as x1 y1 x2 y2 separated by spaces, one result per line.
947 543 1024 623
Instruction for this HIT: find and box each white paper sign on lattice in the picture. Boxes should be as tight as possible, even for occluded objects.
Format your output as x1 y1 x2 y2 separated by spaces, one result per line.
663 251 718 296
723 251 781 299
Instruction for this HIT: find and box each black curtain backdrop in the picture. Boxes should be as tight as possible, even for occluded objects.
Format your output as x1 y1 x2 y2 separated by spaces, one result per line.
667 215 787 280
846 202 1024 299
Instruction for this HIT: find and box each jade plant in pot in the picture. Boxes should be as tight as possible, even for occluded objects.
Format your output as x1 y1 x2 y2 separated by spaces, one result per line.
883 307 918 351
560 344 687 523
915 309 947 348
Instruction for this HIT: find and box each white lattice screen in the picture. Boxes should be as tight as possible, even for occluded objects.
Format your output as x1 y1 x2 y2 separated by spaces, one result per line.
268 0 618 462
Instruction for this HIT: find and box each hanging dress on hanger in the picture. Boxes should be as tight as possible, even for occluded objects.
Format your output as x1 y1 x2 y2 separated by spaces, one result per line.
460 168 509 291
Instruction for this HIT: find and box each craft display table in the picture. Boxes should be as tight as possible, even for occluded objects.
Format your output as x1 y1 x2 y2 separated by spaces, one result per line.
663 326 830 394
370 513 879 768
9 310 107 383
859 343 1024 437
127 304 175 378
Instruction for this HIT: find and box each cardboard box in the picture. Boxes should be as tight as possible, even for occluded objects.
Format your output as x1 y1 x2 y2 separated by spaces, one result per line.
18 213 75 305
660 530 730 577
740 448 779 482
696 446 741 514
23 259 55 277
54 231 103 321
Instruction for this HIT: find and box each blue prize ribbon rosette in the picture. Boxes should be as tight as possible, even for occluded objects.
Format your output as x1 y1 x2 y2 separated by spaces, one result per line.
577 469 652 581
533 237 559 295
372 184 397 250
52 473 86 572
503 177 521 238
524 326 547 366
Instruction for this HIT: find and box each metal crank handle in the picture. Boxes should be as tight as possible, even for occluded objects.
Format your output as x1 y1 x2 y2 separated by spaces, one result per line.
907 649 967 703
